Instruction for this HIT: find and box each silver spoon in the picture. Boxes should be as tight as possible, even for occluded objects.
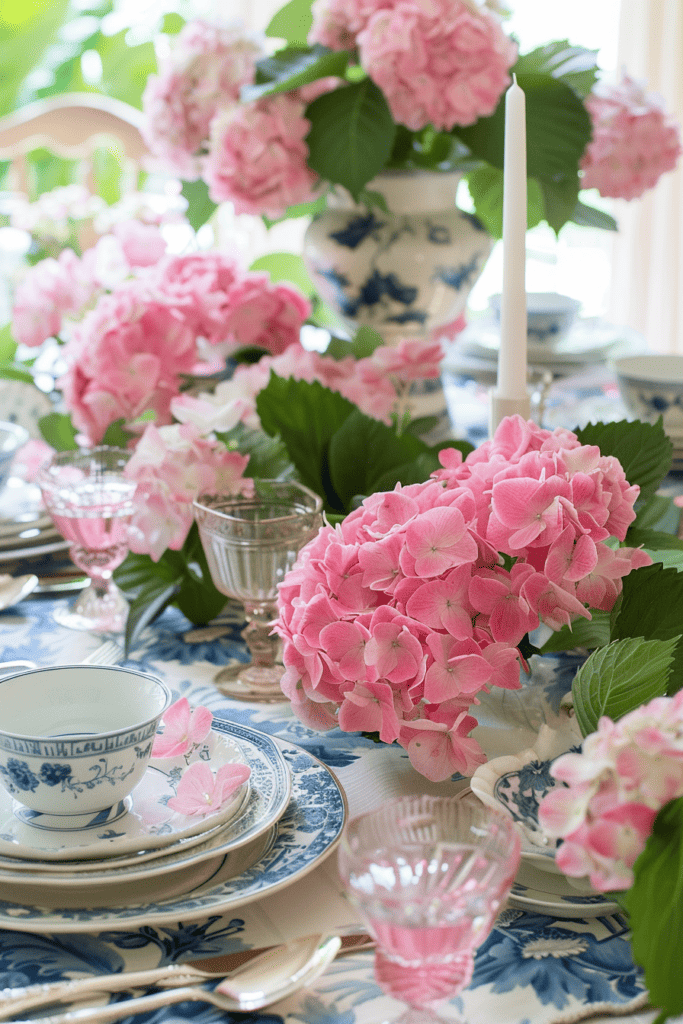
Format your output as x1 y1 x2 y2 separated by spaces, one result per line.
6 933 344 1023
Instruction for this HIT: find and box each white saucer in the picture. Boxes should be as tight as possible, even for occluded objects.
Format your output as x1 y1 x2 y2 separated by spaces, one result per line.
454 317 622 367
0 729 251 861
509 860 619 918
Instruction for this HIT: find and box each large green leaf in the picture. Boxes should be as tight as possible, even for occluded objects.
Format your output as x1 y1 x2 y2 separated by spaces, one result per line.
172 524 227 626
328 410 427 509
538 174 581 235
0 0 70 114
0 362 34 384
0 324 16 362
540 609 612 654
572 636 678 737
571 199 618 231
457 73 591 187
256 374 354 512
38 412 78 451
305 79 397 200
623 797 683 1021
181 179 218 233
575 419 673 502
611 563 683 692
249 252 316 296
96 30 156 109
465 166 545 239
514 41 600 98
246 45 349 100
219 423 294 481
266 0 314 45
627 528 683 552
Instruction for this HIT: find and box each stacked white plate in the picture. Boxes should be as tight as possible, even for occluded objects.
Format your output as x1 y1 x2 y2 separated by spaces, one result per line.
0 718 347 933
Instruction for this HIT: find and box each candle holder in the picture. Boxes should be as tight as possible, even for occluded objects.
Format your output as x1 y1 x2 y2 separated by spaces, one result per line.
488 389 532 436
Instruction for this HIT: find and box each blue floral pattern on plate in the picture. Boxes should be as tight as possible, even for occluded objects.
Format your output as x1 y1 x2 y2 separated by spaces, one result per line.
0 738 346 931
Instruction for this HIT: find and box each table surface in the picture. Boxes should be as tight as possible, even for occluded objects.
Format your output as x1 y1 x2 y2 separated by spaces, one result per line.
0 350 678 1024
0 593 664 1024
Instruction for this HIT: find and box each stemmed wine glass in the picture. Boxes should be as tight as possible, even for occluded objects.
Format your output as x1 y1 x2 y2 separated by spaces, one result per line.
38 446 137 633
193 479 323 702
338 792 521 1024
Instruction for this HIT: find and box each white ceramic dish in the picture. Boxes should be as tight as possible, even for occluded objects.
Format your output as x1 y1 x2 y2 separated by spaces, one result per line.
0 738 346 933
0 422 29 493
471 717 583 873
0 665 171 817
614 353 683 439
0 573 38 609
489 291 581 345
0 720 288 871
458 317 619 366
509 860 619 919
0 537 69 563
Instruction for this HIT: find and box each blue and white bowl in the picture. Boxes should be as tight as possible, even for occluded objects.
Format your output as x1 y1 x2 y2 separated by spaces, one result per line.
0 421 29 492
614 354 683 440
0 665 171 821
489 292 581 346
471 715 583 873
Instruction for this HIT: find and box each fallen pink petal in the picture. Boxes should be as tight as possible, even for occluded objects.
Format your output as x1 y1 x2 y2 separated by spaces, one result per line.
167 760 251 816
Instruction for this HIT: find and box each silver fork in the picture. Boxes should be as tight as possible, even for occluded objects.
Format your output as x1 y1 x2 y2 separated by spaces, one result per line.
0 640 123 676
80 640 123 666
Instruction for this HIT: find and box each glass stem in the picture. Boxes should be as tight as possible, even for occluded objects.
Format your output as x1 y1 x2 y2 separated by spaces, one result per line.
242 603 280 668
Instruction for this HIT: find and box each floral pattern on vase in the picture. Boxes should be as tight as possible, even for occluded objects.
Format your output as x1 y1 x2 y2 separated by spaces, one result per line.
303 170 494 344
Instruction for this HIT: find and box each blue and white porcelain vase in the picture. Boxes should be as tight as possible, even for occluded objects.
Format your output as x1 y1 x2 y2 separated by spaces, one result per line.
303 169 494 344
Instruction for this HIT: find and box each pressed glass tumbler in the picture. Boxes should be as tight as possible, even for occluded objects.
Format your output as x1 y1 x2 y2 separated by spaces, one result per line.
338 792 521 1024
194 479 322 702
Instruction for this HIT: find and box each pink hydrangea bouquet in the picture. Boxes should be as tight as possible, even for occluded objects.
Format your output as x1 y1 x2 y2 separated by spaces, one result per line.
536 664 683 1022
274 414 652 782
141 6 680 236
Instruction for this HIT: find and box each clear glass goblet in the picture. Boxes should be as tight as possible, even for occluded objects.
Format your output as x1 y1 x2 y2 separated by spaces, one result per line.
193 480 323 702
338 792 521 1024
38 446 137 633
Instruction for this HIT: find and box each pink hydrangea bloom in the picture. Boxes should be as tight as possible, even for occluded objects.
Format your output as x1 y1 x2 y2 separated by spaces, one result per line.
142 20 263 179
12 249 98 347
203 94 321 218
125 422 252 561
274 415 648 782
357 0 517 131
151 697 213 759
308 0 393 49
58 278 198 443
208 273 312 358
166 759 252 816
538 690 683 891
580 73 682 200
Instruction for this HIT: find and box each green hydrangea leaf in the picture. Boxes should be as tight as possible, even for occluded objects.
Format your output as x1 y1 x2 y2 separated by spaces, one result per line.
249 251 316 295
181 179 217 233
623 797 683 1021
540 609 612 654
38 412 78 451
514 41 600 98
571 199 618 231
305 79 397 200
265 0 313 45
611 562 683 692
575 419 673 502
256 374 354 513
572 636 678 737
247 45 349 99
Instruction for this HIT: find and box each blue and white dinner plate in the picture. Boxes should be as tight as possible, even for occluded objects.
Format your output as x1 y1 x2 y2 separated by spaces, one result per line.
509 861 619 919
0 738 346 931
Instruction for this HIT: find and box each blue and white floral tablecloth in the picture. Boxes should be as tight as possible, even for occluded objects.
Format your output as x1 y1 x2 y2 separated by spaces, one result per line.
0 597 658 1024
